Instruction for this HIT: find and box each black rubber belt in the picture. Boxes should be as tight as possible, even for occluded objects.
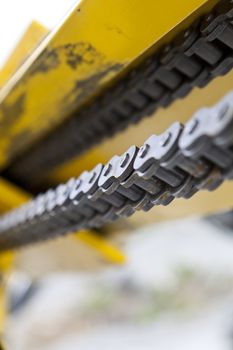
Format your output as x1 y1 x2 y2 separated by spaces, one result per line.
4 0 233 187
0 90 232 252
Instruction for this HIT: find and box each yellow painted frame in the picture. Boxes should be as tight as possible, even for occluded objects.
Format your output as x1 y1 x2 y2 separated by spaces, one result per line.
0 0 217 168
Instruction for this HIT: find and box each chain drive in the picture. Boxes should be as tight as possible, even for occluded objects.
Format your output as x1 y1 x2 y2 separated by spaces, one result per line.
0 91 232 251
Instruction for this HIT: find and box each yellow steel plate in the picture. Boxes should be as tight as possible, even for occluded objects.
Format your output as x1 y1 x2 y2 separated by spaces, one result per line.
0 19 125 269
0 21 48 88
0 0 217 168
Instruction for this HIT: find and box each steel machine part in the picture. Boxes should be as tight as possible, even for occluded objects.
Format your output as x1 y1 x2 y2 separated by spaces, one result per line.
0 90 232 251
4 0 233 186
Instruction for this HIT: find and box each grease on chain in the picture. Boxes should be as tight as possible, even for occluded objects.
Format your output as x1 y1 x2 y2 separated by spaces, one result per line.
6 0 233 186
0 91 232 251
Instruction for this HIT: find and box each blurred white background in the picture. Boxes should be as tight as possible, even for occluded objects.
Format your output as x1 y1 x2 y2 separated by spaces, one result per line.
0 0 78 68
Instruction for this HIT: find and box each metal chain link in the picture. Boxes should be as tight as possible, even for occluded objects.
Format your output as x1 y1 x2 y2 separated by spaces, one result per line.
6 0 233 186
0 90 232 252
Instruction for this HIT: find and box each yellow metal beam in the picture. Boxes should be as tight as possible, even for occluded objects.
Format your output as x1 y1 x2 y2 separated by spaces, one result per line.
0 20 125 264
0 0 217 168
0 21 48 88
75 232 125 265
0 22 125 271
0 178 30 213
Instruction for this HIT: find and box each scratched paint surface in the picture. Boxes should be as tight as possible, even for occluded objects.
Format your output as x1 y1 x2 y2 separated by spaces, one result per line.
0 0 216 168
0 43 122 161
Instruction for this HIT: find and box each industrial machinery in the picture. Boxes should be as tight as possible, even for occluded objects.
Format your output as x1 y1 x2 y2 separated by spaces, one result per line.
0 0 232 347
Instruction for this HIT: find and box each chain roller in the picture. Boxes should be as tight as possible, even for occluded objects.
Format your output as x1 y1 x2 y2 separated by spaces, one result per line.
0 90 232 251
